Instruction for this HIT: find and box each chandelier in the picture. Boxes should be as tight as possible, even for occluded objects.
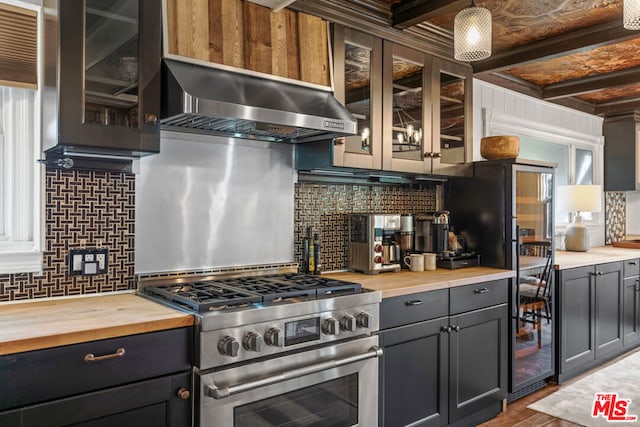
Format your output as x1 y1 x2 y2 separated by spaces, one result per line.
392 110 422 152
454 1 492 62
624 0 640 30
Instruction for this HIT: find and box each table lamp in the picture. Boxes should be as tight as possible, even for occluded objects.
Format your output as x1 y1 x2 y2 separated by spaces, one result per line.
557 184 602 252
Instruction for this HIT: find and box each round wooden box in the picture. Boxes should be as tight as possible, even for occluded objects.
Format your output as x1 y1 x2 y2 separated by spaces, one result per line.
480 136 520 160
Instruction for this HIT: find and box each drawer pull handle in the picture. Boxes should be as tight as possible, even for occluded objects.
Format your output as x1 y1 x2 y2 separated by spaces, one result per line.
474 287 490 294
405 299 423 306
629 261 638 266
84 348 125 363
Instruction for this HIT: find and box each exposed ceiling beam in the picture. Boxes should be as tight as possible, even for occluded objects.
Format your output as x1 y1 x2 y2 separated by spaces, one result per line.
595 97 640 116
474 72 542 99
543 67 640 100
473 20 640 74
392 0 467 30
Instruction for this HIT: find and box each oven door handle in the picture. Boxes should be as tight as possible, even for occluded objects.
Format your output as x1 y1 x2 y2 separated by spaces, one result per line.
205 345 383 399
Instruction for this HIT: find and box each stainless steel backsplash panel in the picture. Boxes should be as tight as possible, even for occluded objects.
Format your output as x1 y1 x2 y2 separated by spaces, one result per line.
135 131 295 274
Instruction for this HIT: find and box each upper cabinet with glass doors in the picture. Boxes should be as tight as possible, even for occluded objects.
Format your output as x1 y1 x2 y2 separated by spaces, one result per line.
43 0 161 157
331 26 383 170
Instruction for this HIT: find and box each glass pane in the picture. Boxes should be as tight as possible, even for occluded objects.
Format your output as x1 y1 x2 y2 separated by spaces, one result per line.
391 57 423 161
440 72 465 164
515 170 554 386
575 148 594 185
84 0 139 128
234 374 359 427
344 43 372 154
517 136 569 224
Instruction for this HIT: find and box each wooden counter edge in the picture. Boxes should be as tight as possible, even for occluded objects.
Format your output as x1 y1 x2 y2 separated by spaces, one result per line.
0 316 194 356
377 270 516 299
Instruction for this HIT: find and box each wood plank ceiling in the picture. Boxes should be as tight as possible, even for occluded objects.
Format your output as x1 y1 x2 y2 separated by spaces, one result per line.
339 0 640 118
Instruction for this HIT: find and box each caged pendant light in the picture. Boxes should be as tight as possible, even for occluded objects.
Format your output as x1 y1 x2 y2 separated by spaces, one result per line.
454 1 492 62
624 0 640 30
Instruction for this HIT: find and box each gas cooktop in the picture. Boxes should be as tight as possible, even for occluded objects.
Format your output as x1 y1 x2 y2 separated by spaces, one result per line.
143 273 363 313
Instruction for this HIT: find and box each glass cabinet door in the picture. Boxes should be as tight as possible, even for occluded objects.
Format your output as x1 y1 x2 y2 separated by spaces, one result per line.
332 26 382 169
84 0 139 129
432 58 472 175
382 42 430 173
49 0 160 157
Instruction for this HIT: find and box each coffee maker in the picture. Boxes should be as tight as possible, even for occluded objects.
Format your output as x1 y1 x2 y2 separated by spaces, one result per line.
348 214 402 274
414 211 449 255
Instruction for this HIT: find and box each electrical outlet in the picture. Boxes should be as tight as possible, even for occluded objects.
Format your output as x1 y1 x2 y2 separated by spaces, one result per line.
68 247 109 276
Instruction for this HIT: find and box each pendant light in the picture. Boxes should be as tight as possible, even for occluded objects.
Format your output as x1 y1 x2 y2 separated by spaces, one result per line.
624 0 640 30
454 1 492 62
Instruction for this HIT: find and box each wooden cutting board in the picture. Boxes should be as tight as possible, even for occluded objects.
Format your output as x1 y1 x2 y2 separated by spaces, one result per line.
0 292 194 355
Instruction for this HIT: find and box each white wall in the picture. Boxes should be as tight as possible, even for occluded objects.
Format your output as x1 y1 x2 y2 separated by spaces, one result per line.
473 79 606 247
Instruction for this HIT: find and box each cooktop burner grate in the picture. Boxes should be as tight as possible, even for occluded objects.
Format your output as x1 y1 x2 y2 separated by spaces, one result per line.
144 274 363 313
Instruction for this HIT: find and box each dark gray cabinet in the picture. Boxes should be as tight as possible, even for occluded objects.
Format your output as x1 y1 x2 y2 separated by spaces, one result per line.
0 328 192 427
623 259 640 348
603 115 640 191
557 262 624 383
379 280 508 427
43 0 161 158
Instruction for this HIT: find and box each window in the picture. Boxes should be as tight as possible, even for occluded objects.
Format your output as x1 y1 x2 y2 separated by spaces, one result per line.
0 0 42 274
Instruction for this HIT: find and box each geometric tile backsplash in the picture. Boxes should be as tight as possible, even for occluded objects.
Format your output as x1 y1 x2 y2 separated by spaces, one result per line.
294 182 437 272
605 191 626 244
0 169 135 302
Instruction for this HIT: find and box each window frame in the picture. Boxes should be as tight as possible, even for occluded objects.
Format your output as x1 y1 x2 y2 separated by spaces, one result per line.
0 0 43 274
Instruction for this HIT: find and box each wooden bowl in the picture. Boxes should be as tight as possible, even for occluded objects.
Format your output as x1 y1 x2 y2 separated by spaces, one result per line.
480 136 520 160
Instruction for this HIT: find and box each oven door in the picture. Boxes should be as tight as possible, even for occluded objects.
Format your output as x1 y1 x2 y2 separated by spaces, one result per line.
197 335 380 427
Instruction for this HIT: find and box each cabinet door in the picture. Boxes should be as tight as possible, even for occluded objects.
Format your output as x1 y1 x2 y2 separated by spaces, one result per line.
382 41 432 174
0 409 21 427
559 266 595 372
52 0 160 156
21 373 190 427
332 26 382 169
379 317 449 427
431 58 472 176
623 276 640 347
449 304 507 424
595 262 624 358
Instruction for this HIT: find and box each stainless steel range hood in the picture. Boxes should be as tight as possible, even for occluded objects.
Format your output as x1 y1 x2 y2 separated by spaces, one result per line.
161 59 357 143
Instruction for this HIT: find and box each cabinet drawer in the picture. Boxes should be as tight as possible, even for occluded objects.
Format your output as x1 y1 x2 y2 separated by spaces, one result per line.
449 280 508 315
624 259 640 278
0 327 192 411
380 289 449 330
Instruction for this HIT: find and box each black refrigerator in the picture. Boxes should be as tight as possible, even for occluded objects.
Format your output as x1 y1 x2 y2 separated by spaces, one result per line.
445 159 555 400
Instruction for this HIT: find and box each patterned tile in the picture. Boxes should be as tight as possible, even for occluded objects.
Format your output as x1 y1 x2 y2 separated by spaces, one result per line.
294 182 437 272
0 169 135 301
605 192 626 244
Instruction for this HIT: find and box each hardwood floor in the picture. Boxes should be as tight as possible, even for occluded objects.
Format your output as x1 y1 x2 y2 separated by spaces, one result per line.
479 347 640 427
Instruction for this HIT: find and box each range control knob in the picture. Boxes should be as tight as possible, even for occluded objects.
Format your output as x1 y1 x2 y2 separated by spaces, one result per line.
217 336 240 357
357 312 372 328
242 331 263 352
322 318 340 336
373 244 383 253
340 314 357 332
264 327 284 347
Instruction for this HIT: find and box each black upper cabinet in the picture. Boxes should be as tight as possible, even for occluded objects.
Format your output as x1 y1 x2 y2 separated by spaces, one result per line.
43 0 161 158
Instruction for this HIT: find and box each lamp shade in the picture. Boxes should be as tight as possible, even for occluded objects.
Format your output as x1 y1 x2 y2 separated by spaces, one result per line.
557 184 602 213
454 6 492 62
624 0 640 30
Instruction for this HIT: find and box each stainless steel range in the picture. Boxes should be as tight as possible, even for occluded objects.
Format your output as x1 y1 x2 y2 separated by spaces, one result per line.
141 268 381 427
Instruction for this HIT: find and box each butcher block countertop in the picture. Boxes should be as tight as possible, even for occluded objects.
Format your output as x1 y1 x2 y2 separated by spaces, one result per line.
555 246 640 270
0 292 194 356
326 267 515 299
